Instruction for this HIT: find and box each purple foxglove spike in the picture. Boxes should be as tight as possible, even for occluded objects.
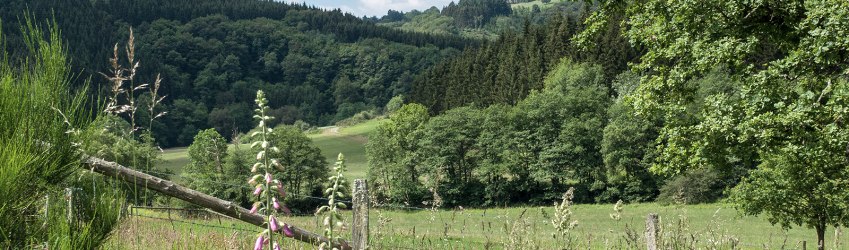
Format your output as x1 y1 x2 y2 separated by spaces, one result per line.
273 197 281 210
253 185 263 196
254 235 264 250
283 224 294 237
270 216 279 232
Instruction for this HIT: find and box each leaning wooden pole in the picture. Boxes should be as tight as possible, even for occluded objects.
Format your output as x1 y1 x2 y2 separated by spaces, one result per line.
84 156 351 250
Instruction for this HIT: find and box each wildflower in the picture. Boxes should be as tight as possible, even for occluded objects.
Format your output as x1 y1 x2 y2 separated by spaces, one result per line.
250 202 261 214
248 174 262 185
253 185 263 196
273 197 281 210
283 223 294 237
270 215 280 232
254 235 265 250
273 242 281 250
265 172 272 184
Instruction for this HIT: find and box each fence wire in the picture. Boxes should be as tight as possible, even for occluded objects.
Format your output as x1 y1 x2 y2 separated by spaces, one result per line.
113 168 829 250
130 212 258 233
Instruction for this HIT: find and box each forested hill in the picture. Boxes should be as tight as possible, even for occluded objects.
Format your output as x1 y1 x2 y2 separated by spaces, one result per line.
1 0 476 147
409 3 639 113
373 0 588 40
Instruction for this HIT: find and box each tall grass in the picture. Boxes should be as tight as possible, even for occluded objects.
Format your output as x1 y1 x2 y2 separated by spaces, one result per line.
0 16 122 248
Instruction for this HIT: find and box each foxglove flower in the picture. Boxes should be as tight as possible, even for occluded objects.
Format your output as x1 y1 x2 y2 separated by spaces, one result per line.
270 215 280 232
273 197 281 210
250 202 260 214
253 235 265 250
283 224 294 237
273 242 281 250
253 185 263 196
265 172 272 184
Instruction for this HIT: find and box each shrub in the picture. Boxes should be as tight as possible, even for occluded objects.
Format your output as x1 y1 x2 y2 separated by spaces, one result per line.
335 109 379 127
384 95 404 114
0 17 120 248
656 168 725 205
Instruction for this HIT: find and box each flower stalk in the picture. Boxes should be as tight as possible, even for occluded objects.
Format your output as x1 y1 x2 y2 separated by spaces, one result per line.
249 90 289 249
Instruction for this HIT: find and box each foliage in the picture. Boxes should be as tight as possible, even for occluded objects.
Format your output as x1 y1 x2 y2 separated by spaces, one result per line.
81 115 161 172
376 0 584 40
411 8 637 113
599 72 661 202
335 109 380 127
366 103 430 204
416 106 486 206
656 169 724 205
179 128 251 208
255 124 328 213
383 95 404 115
584 0 849 246
370 61 619 206
1 0 476 147
441 0 513 29
0 17 120 249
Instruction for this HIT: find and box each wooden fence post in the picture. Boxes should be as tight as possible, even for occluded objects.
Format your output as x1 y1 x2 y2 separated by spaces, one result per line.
646 213 659 250
351 179 369 250
65 188 74 224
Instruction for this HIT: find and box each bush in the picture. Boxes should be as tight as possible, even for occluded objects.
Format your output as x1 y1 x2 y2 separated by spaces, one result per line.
656 168 725 205
335 109 379 127
0 18 121 248
384 95 404 115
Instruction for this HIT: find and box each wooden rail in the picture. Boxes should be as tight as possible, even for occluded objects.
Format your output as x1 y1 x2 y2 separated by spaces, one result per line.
84 156 352 250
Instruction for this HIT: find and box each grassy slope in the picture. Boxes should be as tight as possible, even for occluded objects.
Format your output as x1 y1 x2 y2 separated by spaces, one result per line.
511 0 567 10
156 119 383 181
309 119 383 180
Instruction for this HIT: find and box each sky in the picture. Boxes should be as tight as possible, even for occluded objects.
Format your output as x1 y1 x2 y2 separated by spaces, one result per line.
292 0 455 17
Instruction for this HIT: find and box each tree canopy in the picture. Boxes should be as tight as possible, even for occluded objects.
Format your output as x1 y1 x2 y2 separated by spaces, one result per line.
0 0 477 147
584 0 849 247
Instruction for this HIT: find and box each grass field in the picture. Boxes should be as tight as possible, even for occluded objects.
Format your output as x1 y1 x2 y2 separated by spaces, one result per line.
155 119 383 181
118 119 846 249
310 119 383 180
511 0 568 11
104 203 843 249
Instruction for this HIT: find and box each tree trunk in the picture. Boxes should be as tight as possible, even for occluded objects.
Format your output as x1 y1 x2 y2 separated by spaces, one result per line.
816 223 826 250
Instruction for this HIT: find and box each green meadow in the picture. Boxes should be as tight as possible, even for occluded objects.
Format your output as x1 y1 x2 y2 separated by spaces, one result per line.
105 203 841 249
118 118 846 249
155 119 383 181
511 0 569 11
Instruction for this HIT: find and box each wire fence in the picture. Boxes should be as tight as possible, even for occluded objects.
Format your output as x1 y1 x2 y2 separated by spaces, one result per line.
109 169 830 250
130 211 258 233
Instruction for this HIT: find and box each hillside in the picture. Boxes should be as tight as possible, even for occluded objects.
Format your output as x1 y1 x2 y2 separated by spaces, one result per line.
158 119 382 181
373 0 587 40
0 0 474 147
